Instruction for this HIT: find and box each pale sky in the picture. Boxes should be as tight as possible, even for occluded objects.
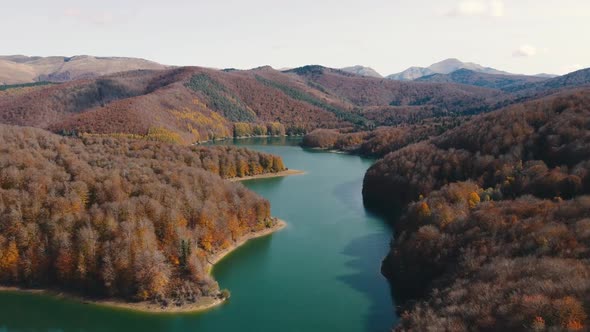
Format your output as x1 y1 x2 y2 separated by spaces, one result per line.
1 0 589 75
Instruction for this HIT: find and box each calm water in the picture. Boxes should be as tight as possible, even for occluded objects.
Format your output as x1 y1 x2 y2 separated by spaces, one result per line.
0 137 396 332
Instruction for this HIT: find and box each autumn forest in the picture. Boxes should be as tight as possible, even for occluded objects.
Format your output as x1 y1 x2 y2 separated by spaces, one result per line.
0 56 589 331
0 125 285 305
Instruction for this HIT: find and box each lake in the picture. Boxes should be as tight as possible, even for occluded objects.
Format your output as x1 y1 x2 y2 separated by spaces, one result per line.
0 137 397 332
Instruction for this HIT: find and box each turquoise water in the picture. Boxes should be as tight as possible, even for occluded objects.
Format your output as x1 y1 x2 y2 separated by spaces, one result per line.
0 137 396 332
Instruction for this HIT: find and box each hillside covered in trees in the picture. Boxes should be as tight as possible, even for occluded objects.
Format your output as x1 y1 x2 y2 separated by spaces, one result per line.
415 68 547 90
2 59 590 328
1 63 589 147
0 65 513 144
361 89 590 331
302 117 464 157
0 124 286 307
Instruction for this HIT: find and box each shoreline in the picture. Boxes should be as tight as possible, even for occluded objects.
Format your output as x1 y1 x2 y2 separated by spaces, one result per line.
0 286 225 314
0 218 287 314
229 169 305 182
193 134 304 145
207 219 287 269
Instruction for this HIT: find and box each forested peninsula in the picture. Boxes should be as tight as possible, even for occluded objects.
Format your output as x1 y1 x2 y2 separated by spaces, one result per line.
0 124 289 311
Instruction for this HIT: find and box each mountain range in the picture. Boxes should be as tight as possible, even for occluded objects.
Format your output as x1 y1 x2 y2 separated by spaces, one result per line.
0 53 588 146
0 55 560 88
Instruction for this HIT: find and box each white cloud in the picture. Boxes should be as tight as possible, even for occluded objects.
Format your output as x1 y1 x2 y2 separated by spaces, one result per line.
447 0 505 17
513 44 537 57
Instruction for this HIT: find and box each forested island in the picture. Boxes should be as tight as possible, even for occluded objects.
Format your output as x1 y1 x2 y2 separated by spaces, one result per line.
0 124 289 311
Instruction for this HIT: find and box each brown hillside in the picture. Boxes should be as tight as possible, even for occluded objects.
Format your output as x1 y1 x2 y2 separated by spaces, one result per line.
360 88 590 330
0 55 168 84
286 65 501 110
0 65 514 144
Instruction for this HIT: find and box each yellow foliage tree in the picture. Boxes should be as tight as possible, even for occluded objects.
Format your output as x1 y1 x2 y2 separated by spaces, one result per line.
468 192 481 209
272 157 285 172
0 240 19 279
237 159 249 177
228 217 242 241
417 201 432 218
146 127 182 144
233 123 252 137
200 233 213 252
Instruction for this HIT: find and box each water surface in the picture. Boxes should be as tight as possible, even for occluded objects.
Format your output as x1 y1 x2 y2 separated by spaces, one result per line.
0 137 396 332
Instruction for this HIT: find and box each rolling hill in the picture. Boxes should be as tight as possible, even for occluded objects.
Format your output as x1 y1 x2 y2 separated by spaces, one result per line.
0 64 503 144
1 57 587 146
285 65 499 108
0 55 167 85
505 67 590 95
416 68 548 90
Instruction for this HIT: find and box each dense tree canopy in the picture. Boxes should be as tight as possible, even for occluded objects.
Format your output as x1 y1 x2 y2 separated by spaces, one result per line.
389 183 590 331
233 122 286 138
0 125 285 306
301 120 461 157
361 89 590 331
364 90 590 211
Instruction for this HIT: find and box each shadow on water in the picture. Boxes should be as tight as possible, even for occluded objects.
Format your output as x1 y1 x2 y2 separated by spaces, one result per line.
212 234 274 278
332 171 396 230
330 161 400 331
337 233 397 332
332 179 366 214
359 204 411 328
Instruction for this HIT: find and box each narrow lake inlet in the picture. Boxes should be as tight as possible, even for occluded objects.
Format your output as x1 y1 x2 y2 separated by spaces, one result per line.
0 137 397 332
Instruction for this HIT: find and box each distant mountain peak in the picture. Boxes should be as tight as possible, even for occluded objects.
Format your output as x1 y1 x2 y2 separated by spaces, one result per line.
386 67 434 81
431 58 463 67
339 65 383 78
387 58 511 81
